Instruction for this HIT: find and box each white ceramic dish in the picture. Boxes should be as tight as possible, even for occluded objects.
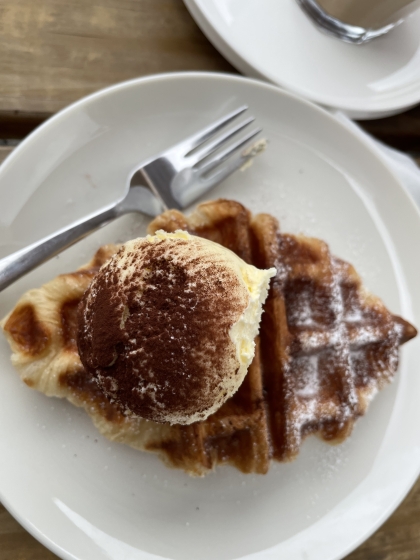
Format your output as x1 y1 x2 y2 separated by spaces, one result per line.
184 0 420 119
0 72 420 560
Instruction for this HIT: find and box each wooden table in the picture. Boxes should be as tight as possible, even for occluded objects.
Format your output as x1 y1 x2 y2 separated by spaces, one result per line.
0 1 419 559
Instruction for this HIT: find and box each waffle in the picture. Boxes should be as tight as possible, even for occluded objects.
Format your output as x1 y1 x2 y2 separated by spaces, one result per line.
1 200 416 476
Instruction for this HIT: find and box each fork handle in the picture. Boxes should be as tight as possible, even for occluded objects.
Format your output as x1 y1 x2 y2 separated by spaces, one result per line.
0 204 121 292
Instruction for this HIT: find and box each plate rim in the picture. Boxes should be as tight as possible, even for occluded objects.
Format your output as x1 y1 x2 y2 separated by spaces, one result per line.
0 70 420 560
183 0 420 118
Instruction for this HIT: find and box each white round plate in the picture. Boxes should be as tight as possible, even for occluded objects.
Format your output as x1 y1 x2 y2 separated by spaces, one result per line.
184 0 420 119
0 72 420 560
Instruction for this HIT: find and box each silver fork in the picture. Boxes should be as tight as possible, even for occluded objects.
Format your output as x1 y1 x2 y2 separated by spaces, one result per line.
0 106 263 292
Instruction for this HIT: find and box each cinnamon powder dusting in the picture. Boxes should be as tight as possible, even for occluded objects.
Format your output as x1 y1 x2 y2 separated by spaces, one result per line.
77 236 249 423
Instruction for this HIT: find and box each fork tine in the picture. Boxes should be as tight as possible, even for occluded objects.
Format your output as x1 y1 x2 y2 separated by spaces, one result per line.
186 116 255 166
198 128 262 176
181 106 248 153
178 138 264 208
206 151 255 184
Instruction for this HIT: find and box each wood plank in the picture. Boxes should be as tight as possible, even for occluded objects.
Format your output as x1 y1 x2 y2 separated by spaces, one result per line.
0 0 235 116
0 503 58 559
0 112 47 140
360 105 420 153
0 146 14 164
0 0 418 155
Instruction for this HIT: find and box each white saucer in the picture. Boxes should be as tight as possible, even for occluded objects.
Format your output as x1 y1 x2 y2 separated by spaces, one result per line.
1 73 420 560
184 0 420 119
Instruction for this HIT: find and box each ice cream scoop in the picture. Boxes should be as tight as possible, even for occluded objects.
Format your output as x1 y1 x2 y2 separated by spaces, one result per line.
77 230 275 424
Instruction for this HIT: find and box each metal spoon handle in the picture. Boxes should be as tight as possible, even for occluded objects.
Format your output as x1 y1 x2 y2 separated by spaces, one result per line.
0 204 119 292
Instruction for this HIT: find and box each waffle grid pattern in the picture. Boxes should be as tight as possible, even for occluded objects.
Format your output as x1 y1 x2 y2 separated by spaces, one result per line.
1 200 415 476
